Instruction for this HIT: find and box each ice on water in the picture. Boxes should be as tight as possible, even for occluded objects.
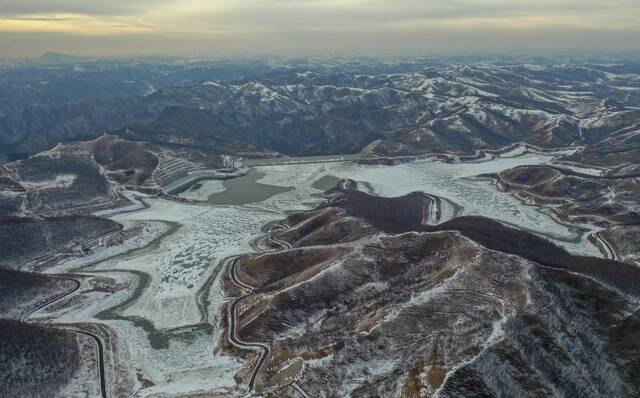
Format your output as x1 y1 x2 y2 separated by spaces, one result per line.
52 151 601 396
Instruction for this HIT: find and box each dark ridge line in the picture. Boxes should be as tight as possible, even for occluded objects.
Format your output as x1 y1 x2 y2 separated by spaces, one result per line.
419 216 640 297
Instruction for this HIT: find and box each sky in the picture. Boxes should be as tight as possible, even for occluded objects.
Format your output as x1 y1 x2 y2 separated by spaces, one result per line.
0 0 639 58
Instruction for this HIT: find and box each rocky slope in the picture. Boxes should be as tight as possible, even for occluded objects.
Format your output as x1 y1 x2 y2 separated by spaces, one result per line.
0 269 86 398
486 129 640 265
0 133 245 220
489 164 640 227
222 181 640 397
0 217 121 270
0 269 77 318
602 226 640 266
0 151 120 217
0 320 83 398
48 134 232 193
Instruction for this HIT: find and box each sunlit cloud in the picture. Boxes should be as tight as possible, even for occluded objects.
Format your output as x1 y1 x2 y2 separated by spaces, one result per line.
0 0 639 57
0 14 154 35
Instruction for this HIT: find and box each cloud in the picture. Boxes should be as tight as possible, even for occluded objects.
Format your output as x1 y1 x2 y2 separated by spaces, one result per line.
0 0 171 17
0 0 639 57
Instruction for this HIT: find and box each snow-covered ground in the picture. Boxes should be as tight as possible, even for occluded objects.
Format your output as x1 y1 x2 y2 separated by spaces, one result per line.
555 163 608 176
47 149 602 396
257 151 600 255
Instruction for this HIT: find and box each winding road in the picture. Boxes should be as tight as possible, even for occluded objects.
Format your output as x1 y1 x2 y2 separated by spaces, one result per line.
21 274 108 398
23 225 123 271
270 235 293 250
269 221 293 250
226 257 271 395
20 275 81 323
227 222 309 397
594 231 618 261
70 328 108 398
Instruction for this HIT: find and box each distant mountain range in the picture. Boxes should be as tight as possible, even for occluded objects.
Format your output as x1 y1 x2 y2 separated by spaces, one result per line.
1 60 639 159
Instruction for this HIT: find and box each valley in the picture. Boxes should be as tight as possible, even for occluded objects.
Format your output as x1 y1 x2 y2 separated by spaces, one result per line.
5 146 629 397
1 57 639 398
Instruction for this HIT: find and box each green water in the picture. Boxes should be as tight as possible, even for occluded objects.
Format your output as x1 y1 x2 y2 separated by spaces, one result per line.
207 169 293 205
311 175 343 191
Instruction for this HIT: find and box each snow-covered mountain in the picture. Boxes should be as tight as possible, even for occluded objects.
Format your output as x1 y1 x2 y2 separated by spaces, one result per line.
2 61 640 158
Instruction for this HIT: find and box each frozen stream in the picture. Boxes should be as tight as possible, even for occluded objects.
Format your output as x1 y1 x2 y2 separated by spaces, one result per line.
49 150 600 397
